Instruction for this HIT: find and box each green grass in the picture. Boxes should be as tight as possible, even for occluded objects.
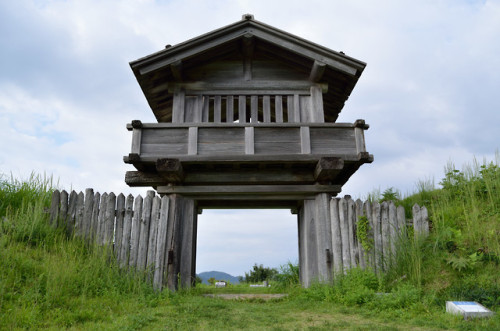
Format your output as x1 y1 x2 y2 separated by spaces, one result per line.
1 155 499 330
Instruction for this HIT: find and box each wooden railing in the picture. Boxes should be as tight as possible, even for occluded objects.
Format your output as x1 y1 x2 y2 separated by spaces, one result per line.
126 120 369 162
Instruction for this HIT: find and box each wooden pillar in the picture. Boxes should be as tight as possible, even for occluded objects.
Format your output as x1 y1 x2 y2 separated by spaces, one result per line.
164 194 198 291
297 193 333 287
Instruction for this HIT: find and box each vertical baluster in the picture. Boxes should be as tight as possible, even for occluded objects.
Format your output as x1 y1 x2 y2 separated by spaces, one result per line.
250 95 258 123
201 96 209 122
263 96 271 123
275 95 283 123
214 96 221 123
226 96 234 123
238 95 246 123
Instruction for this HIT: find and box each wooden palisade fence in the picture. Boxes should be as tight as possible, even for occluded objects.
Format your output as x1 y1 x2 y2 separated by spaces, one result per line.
49 189 429 290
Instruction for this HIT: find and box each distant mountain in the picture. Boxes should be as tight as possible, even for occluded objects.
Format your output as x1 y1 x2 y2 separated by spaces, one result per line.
197 271 240 284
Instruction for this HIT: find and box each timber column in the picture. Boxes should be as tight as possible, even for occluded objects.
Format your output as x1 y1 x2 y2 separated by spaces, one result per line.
298 193 333 287
164 194 197 291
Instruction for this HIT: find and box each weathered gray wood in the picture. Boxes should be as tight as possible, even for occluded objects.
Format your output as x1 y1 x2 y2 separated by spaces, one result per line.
300 199 318 286
114 193 126 258
314 157 344 183
156 184 341 196
250 95 258 123
90 192 100 241
146 196 161 276
67 190 78 235
177 80 326 92
137 191 154 271
381 201 390 270
309 60 326 82
170 60 183 81
201 96 209 122
396 205 406 236
315 193 332 282
119 194 134 268
97 192 108 244
355 199 366 269
338 198 351 271
421 206 429 236
364 201 375 271
310 86 325 123
300 126 311 154
129 195 143 269
156 158 184 183
388 201 397 264
226 95 234 123
371 201 382 273
153 196 170 291
287 95 294 123
275 95 283 123
103 193 116 246
166 195 183 290
293 94 301 123
245 126 254 154
347 197 357 267
297 205 308 286
49 190 60 228
180 198 197 288
214 95 222 123
263 95 271 122
83 188 94 240
75 192 85 238
412 204 422 237
188 127 197 155
60 190 68 228
131 127 142 154
172 89 185 123
330 198 343 274
238 95 246 123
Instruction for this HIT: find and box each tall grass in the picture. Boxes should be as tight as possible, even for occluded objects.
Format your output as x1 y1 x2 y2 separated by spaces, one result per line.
0 174 161 329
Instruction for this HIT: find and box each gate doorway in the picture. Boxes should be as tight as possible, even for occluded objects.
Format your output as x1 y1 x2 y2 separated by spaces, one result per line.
196 209 298 280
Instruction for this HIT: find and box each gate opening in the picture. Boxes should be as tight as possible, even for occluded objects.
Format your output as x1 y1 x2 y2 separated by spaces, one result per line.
196 209 298 280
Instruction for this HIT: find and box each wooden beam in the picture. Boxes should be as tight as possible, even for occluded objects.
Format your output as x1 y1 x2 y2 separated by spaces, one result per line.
242 33 254 81
156 184 341 196
314 157 344 183
309 60 326 82
170 60 183 81
170 81 327 93
156 158 184 183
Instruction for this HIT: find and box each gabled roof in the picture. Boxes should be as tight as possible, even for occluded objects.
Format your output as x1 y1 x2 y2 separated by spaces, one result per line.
130 14 366 122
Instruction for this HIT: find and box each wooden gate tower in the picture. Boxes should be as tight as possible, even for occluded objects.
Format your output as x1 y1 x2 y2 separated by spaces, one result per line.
124 15 372 290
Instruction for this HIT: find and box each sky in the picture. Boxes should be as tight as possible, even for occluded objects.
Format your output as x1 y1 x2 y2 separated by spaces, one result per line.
1 0 499 277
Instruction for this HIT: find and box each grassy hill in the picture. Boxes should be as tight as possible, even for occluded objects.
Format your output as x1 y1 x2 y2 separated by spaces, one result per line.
1 156 499 330
198 271 240 284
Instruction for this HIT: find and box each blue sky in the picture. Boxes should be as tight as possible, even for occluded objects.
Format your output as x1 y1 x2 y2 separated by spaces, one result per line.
1 0 499 276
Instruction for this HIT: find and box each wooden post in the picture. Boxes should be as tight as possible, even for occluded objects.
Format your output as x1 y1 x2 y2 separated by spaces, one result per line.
330 198 343 275
103 193 116 246
60 190 68 229
347 197 357 268
75 192 85 238
364 200 376 271
114 193 126 258
154 196 170 291
137 191 155 271
129 195 143 269
371 201 382 273
83 188 94 241
97 192 108 244
339 197 351 271
49 190 60 228
119 194 134 268
146 196 161 278
90 192 100 242
355 199 366 269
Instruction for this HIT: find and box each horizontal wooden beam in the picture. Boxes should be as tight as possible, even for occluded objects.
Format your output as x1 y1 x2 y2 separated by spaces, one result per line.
314 157 344 183
169 81 327 93
156 184 341 196
156 158 184 183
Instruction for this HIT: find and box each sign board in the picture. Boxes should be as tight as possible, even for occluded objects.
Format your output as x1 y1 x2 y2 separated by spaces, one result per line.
446 301 494 319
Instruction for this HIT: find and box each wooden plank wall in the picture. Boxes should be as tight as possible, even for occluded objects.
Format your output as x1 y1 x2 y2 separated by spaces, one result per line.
48 189 429 290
